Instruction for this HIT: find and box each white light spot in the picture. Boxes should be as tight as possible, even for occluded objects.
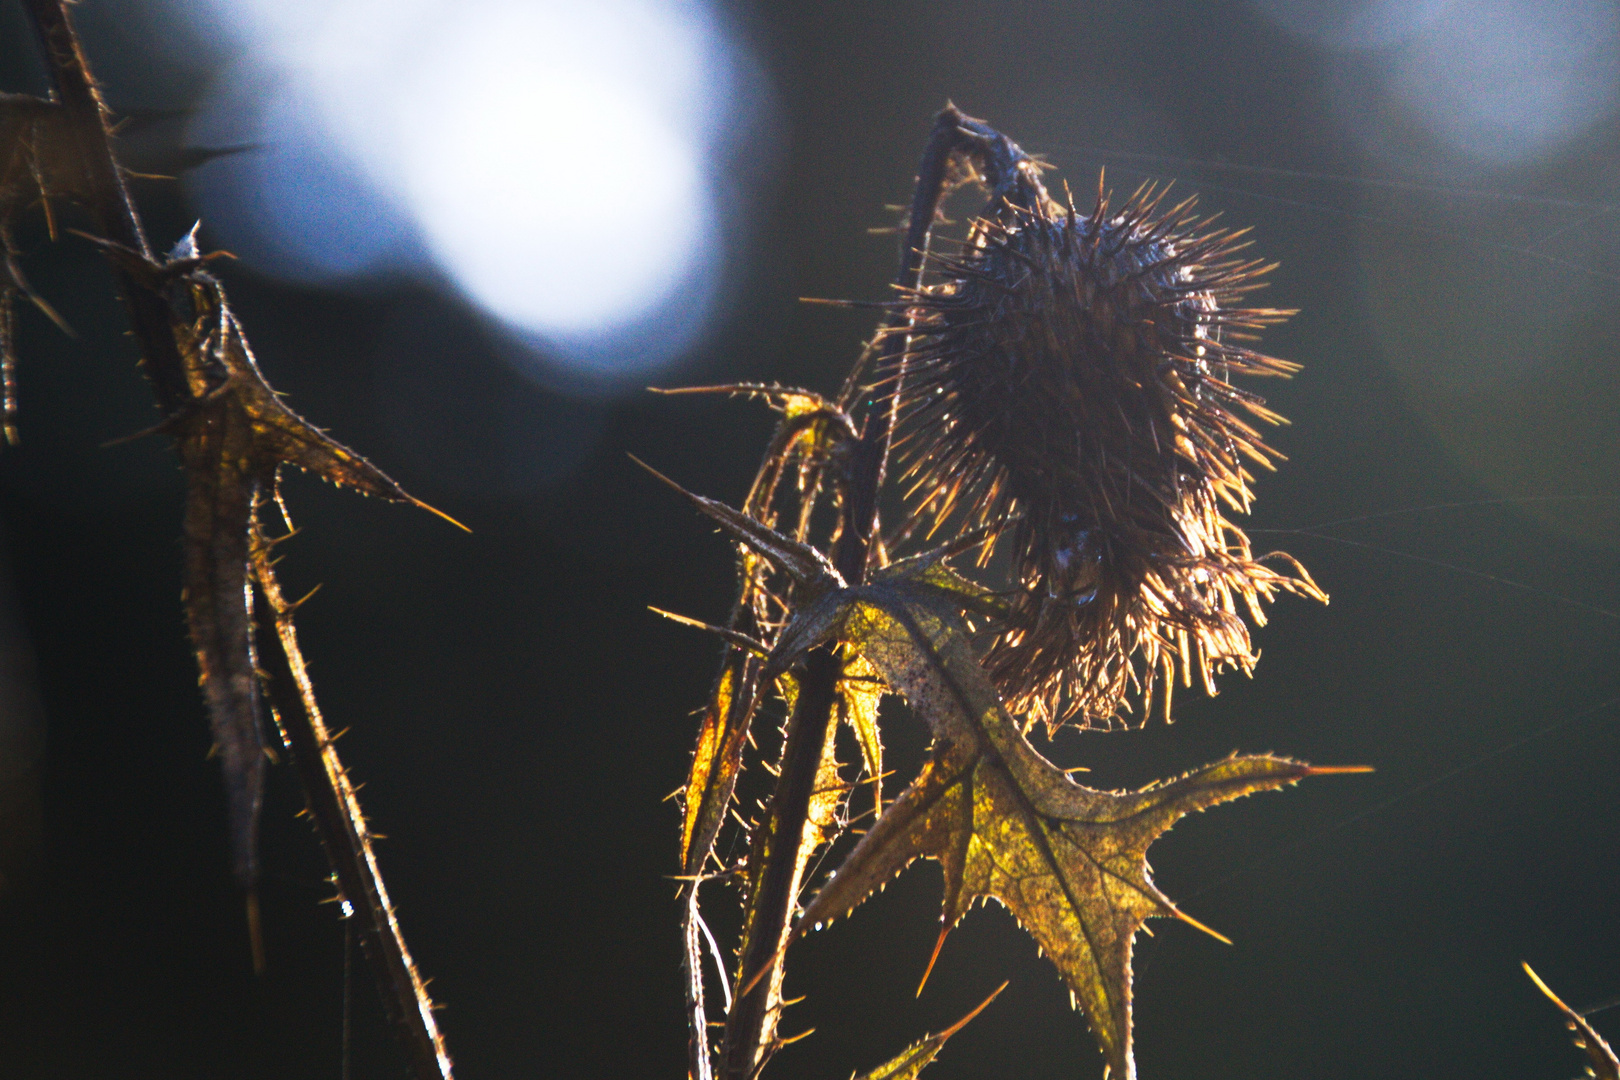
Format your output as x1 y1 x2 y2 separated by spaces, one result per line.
393 6 710 337
183 0 754 381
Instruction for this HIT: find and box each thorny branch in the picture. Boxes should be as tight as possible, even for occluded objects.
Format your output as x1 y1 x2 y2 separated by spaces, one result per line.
253 524 452 1080
16 3 454 1077
671 100 1345 1080
700 104 1031 1080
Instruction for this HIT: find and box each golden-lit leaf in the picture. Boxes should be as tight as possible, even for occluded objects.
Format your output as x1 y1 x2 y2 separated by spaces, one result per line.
784 559 1358 1080
681 662 736 870
839 652 884 819
652 478 849 877
806 692 845 848
849 981 1007 1080
1525 962 1620 1080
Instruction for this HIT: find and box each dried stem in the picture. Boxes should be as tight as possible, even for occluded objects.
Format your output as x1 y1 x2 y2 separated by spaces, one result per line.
18 4 452 1076
22 0 187 415
252 528 452 1080
715 104 975 1080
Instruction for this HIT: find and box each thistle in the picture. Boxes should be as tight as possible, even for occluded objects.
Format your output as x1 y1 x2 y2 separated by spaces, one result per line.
893 167 1325 732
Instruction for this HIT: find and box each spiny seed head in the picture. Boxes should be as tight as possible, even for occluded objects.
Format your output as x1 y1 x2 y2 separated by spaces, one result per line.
892 177 1324 733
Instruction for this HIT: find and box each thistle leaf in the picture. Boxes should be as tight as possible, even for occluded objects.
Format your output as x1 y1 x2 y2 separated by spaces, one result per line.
786 559 1361 1080
849 981 1007 1080
680 658 751 874
180 387 268 900
140 242 459 930
634 456 843 593
838 653 885 819
1525 962 1620 1080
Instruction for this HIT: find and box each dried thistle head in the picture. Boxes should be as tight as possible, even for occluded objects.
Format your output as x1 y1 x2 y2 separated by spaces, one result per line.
892 175 1325 733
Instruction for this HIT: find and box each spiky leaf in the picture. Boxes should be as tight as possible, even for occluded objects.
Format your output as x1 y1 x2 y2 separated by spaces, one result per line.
784 559 1357 1080
98 235 461 927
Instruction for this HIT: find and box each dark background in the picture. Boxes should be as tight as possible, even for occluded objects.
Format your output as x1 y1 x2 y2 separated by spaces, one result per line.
1 2 1618 1078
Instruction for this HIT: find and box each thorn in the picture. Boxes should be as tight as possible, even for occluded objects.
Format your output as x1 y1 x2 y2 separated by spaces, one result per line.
917 924 951 996
407 496 470 533
648 383 777 397
24 290 73 338
289 583 323 610
1170 907 1233 946
99 417 174 448
648 606 770 657
937 980 1010 1039
738 934 794 1000
797 296 893 310
1304 765 1375 775
1524 961 1568 1009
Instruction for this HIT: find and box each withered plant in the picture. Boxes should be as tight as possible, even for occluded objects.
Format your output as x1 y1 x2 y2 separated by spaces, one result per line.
3 4 458 1078
9 7 1604 1076
652 106 1369 1080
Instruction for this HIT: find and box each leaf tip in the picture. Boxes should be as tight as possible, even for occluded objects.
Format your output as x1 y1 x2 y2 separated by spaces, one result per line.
409 496 471 533
627 453 698 502
937 979 1009 1038
1523 961 1568 1010
246 888 266 976
916 924 952 997
1171 907 1233 946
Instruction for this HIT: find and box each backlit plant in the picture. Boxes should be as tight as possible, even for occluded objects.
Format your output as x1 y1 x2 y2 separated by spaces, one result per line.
7 7 1609 1075
651 105 1363 1080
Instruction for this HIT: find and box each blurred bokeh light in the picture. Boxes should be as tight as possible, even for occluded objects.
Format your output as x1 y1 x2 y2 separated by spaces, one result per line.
1386 0 1620 165
1253 0 1620 168
179 0 760 385
1247 0 1454 53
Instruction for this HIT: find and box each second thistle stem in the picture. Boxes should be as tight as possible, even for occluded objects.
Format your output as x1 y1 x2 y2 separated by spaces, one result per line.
720 645 843 1079
715 105 977 1080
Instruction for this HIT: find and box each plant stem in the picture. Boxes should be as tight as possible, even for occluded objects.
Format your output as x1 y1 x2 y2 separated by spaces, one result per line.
253 534 453 1080
22 0 188 415
20 5 452 1076
716 105 972 1080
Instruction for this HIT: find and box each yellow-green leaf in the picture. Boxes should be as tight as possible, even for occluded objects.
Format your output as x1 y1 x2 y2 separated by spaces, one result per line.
680 662 735 870
794 560 1362 1080
839 653 885 819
